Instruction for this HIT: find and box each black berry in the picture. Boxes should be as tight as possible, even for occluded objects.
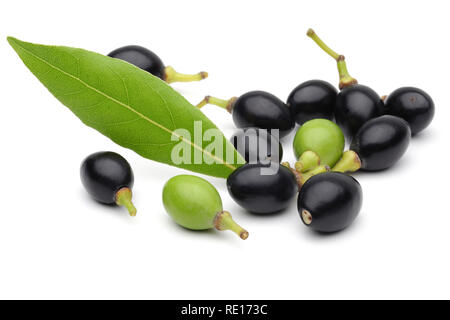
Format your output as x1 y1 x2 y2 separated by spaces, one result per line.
298 172 362 233
227 164 298 214
385 87 434 135
287 79 337 125
80 151 136 216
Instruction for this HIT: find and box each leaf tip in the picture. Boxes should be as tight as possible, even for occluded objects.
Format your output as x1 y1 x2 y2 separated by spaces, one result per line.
6 36 20 48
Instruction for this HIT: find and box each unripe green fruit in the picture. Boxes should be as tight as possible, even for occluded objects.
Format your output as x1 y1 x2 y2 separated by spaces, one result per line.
162 175 249 240
163 175 221 230
293 119 345 167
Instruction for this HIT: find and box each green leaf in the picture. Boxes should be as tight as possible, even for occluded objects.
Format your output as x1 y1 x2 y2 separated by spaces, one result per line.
7 37 244 178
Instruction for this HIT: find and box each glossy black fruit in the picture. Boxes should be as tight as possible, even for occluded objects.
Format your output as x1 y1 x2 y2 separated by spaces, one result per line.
108 45 207 83
385 87 435 135
335 85 384 138
230 128 283 163
232 91 295 138
108 45 166 79
351 115 411 171
197 91 295 138
306 30 384 138
227 164 298 214
80 151 136 216
298 172 362 233
287 80 337 124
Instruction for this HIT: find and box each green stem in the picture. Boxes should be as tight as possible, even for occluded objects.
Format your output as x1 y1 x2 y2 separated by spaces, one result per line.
307 28 358 90
284 162 328 190
164 66 208 84
196 96 237 113
332 150 362 173
306 28 340 60
115 187 137 217
214 211 249 240
301 165 330 184
294 151 321 173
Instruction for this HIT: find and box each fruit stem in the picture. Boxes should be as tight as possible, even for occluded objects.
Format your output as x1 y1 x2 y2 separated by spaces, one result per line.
306 28 340 60
294 151 321 173
164 66 208 84
115 187 137 217
283 161 330 190
300 165 330 184
196 96 237 113
214 211 249 240
332 150 362 173
307 28 358 90
282 162 303 190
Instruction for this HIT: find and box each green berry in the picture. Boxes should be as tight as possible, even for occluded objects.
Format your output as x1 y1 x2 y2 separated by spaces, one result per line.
162 175 249 240
293 119 345 167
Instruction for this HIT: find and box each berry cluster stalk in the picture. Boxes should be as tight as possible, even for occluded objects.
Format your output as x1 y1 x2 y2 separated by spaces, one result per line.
282 153 329 190
196 96 237 113
332 150 362 173
307 29 358 90
214 211 249 240
164 66 208 84
115 187 137 217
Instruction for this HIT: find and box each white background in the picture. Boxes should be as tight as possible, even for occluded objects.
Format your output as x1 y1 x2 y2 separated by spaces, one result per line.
0 0 448 300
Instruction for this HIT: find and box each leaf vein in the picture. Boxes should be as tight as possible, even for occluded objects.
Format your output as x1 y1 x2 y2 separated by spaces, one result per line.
16 44 236 170
85 117 141 128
